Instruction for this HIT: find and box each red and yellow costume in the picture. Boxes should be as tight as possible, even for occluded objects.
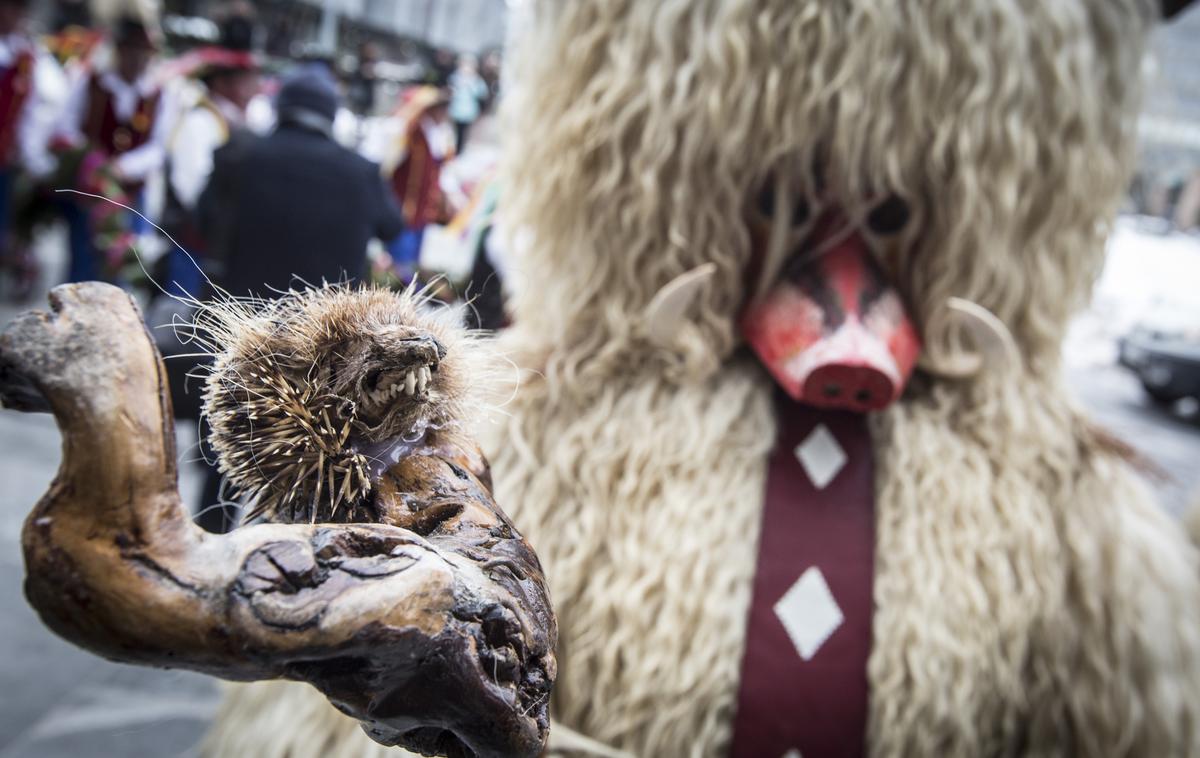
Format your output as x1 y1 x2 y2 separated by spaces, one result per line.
0 41 32 167
80 71 159 167
385 86 455 279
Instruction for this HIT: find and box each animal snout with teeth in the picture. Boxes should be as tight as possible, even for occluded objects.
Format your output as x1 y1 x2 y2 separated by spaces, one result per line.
363 337 445 406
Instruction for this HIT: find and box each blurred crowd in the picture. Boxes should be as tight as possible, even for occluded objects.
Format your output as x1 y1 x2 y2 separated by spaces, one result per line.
1129 168 1200 232
0 0 512 531
0 0 508 331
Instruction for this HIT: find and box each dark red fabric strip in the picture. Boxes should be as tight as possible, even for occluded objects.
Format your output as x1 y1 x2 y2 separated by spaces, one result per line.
729 397 875 758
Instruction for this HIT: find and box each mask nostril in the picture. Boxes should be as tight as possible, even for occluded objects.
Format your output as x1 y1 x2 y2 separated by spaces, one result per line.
823 384 842 398
855 389 872 404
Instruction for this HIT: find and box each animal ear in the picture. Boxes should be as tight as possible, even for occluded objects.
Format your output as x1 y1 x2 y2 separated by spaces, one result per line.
1162 0 1197 19
643 263 717 348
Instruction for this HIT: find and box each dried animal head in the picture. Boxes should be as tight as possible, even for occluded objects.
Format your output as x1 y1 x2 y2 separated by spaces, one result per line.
196 285 492 524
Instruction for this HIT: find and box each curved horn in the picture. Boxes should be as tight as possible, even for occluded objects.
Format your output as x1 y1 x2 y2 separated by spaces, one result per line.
644 262 717 347
919 296 1021 379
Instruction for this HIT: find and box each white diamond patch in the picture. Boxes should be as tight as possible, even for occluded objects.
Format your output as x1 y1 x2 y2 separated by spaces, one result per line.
794 423 847 490
774 566 844 661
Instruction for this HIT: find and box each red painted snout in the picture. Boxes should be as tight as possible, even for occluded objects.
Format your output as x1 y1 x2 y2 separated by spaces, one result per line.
741 217 920 413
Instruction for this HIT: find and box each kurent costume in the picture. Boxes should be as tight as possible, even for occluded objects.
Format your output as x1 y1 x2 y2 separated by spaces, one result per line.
4 0 1200 754
204 1 1200 756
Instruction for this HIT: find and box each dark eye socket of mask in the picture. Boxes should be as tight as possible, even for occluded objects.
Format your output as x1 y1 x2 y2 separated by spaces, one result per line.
756 183 811 227
867 195 910 235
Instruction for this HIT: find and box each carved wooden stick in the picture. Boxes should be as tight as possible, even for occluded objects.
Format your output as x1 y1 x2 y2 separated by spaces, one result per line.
0 283 555 758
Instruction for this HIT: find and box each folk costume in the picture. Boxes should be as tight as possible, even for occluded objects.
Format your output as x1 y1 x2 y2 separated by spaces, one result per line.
387 86 454 281
0 29 47 294
54 17 169 282
0 33 36 173
162 44 258 299
203 1 1200 756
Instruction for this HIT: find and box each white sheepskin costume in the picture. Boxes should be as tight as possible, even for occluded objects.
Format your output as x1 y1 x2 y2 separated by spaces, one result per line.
204 1 1200 756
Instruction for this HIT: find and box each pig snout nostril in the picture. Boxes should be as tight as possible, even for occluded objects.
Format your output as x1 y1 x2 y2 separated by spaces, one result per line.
823 384 842 398
855 389 872 404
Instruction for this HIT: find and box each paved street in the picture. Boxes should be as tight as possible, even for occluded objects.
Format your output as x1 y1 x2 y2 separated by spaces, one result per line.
0 231 1197 756
0 410 219 757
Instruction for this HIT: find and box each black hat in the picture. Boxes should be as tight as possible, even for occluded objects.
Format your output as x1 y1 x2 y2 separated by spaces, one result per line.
219 13 254 52
113 15 156 49
276 65 341 132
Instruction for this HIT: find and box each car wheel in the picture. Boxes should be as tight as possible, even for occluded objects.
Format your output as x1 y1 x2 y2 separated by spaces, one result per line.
1143 382 1182 406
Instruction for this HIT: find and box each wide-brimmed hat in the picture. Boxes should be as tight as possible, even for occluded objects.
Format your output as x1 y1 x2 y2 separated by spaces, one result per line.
395 85 449 124
190 45 259 75
189 13 260 77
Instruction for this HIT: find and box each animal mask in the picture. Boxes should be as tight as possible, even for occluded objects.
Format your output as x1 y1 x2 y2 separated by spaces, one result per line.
741 177 920 412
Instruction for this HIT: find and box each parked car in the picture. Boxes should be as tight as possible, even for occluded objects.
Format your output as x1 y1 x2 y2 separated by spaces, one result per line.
1119 303 1200 405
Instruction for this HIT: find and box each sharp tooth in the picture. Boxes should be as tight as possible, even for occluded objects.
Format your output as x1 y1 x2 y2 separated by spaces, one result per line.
390 382 400 397
417 367 428 392
405 371 417 395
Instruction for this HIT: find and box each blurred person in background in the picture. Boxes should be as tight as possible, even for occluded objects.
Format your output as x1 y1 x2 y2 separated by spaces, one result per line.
386 85 453 282
1174 169 1200 231
346 40 379 117
160 9 260 300
426 47 454 87
0 0 57 299
52 14 171 283
186 65 403 531
197 65 403 299
151 9 261 467
479 49 502 110
447 53 486 152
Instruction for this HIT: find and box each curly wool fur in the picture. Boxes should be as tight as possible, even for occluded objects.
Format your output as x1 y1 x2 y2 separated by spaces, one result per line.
870 373 1200 756
204 364 775 758
204 1 1200 756
494 1 1200 755
498 0 1152 382
197 285 487 523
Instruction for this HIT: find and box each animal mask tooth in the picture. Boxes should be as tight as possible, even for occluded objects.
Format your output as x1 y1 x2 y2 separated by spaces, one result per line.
405 371 417 395
418 368 428 392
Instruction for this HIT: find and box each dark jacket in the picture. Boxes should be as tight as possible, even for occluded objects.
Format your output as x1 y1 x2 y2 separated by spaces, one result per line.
198 122 404 297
